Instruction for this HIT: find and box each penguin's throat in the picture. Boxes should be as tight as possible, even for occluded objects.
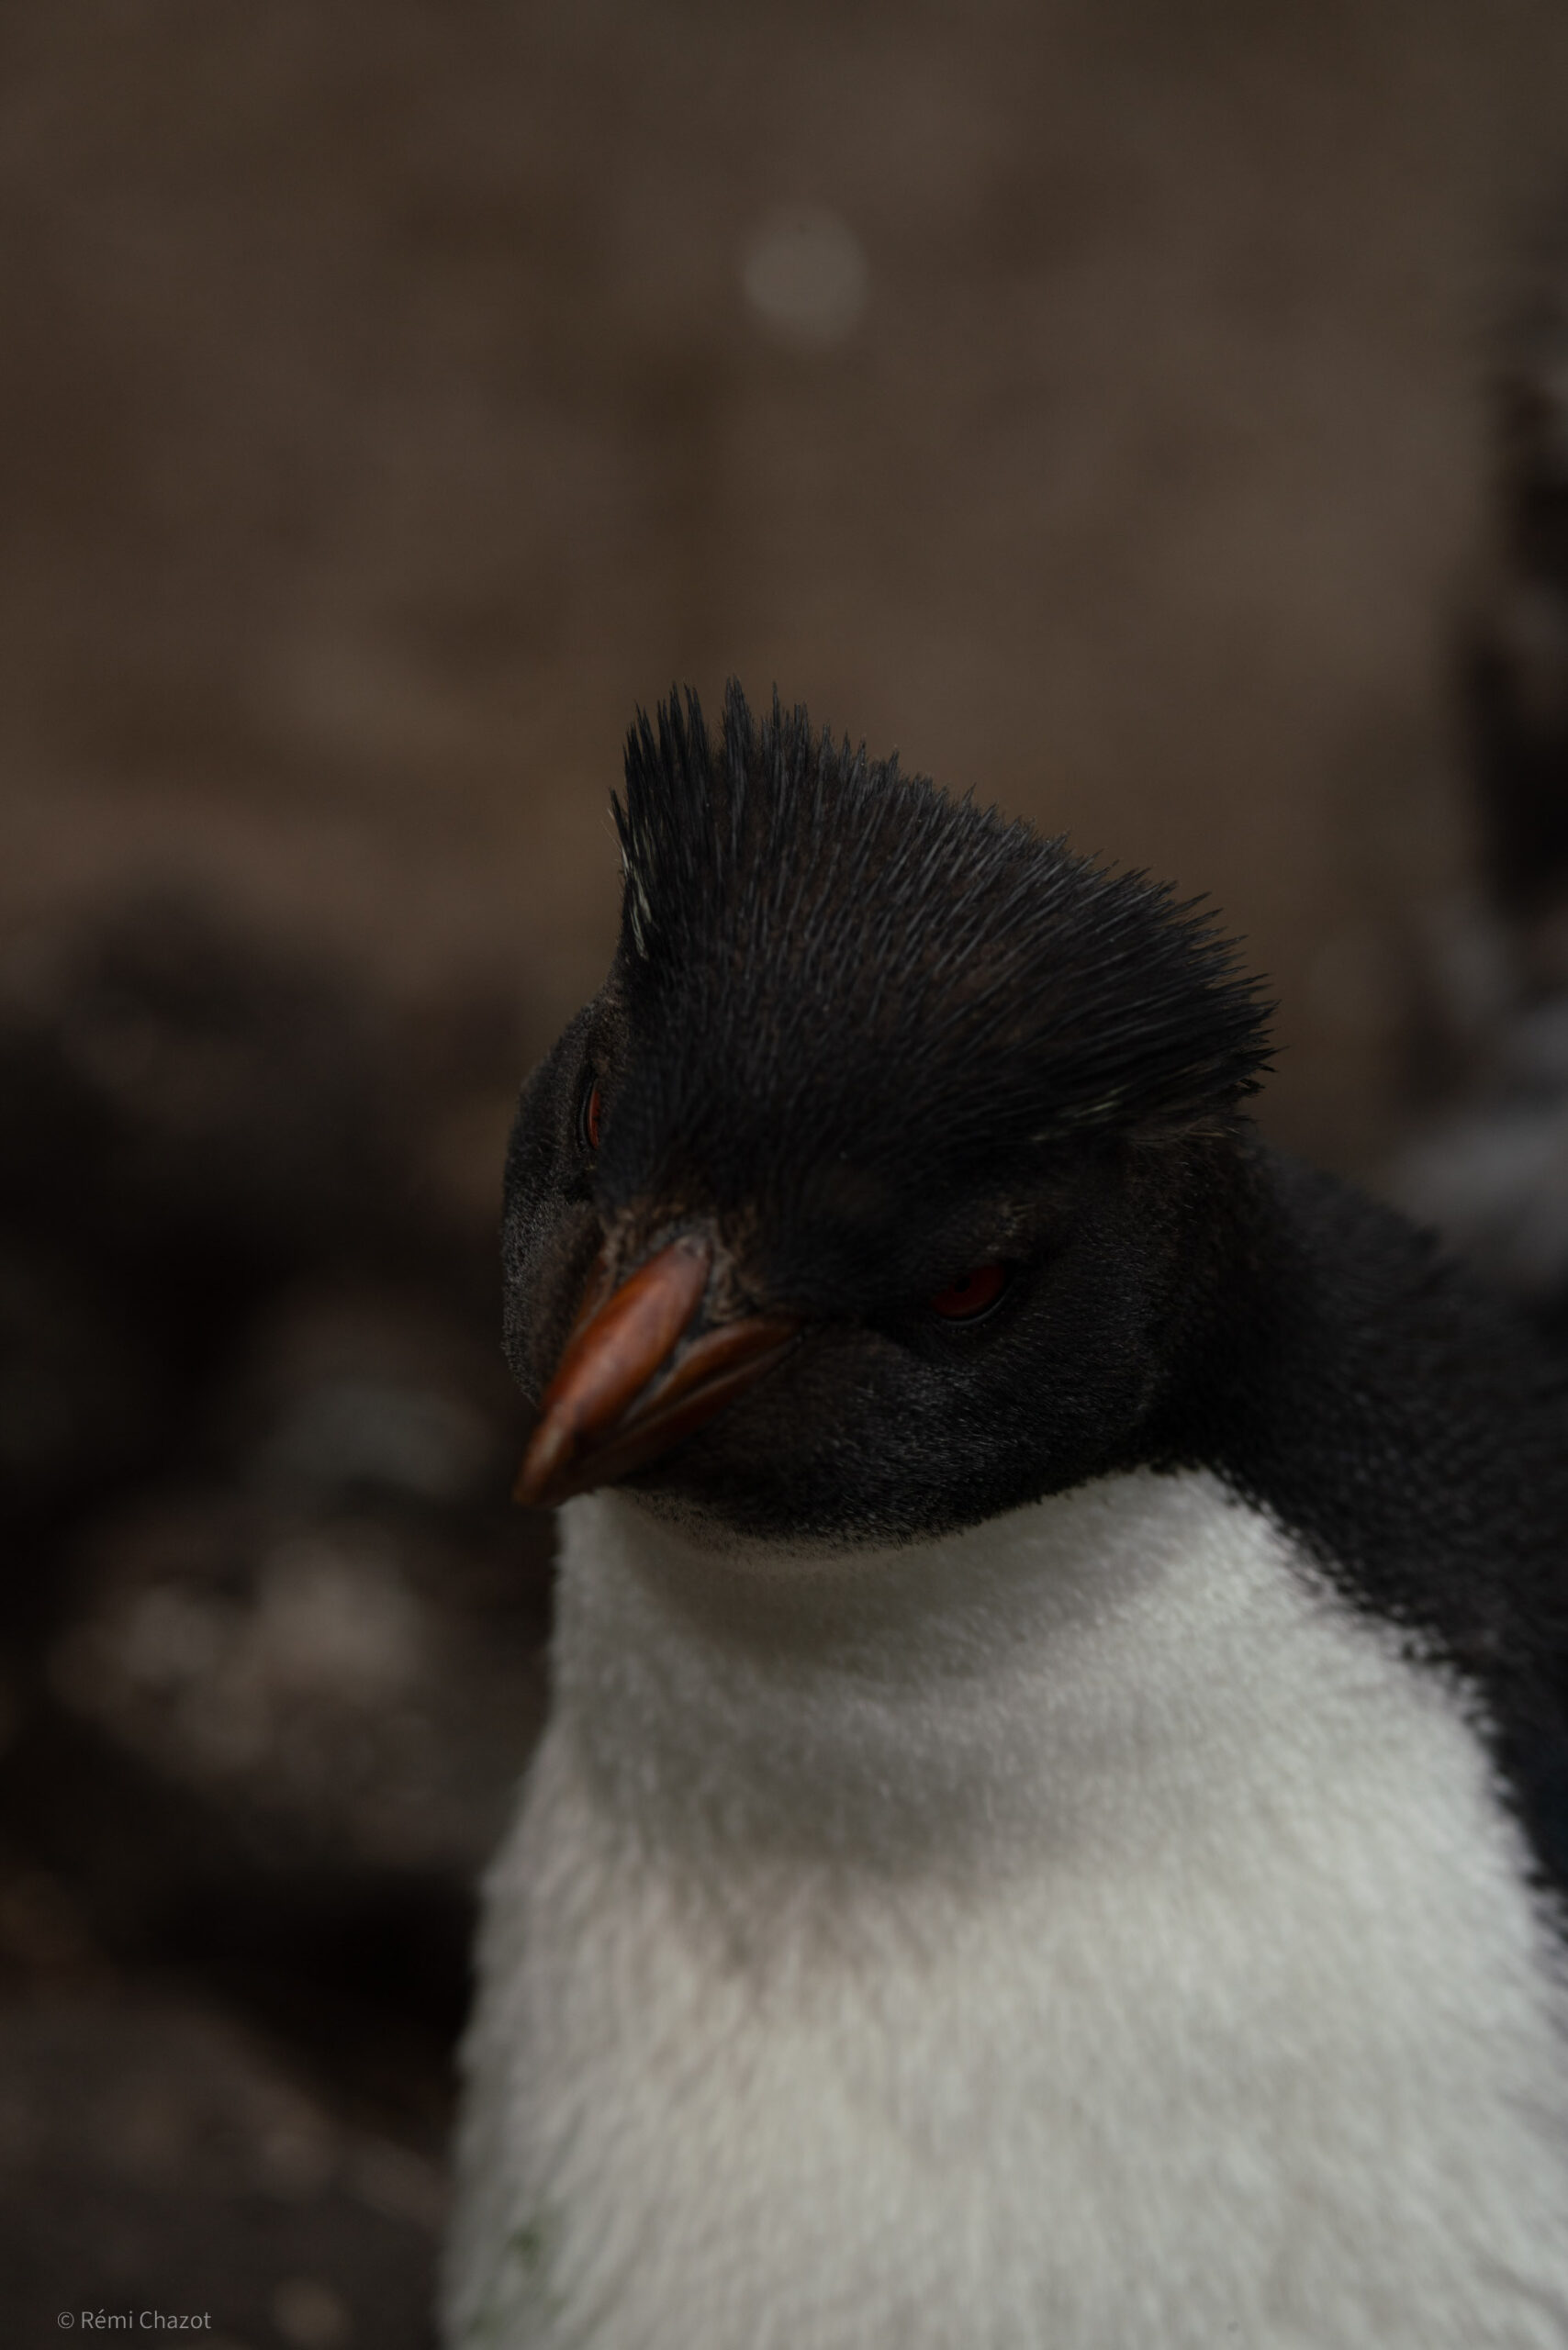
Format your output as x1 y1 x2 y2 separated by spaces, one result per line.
547 1472 1318 1877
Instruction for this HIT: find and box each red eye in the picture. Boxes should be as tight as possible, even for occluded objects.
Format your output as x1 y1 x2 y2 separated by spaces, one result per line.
928 1262 1008 1320
581 1081 602 1152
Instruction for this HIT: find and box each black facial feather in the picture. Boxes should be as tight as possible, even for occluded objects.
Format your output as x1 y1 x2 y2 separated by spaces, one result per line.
606 686 1271 1230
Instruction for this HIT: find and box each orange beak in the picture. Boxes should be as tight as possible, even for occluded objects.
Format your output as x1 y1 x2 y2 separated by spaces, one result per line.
513 1233 801 1508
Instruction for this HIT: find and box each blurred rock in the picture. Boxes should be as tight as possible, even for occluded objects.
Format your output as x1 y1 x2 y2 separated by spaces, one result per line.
50 1490 545 1880
230 1284 518 1516
0 1997 443 2348
0 1835 108 1995
0 896 398 1279
0 1243 163 1546
0 891 550 2333
0 897 538 1659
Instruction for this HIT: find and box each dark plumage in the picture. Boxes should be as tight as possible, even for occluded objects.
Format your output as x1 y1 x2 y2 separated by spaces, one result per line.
501 690 1568 1882
504 691 1568 1737
1162 1155 1568 1891
503 685 1276 1543
456 682 1568 2350
610 683 1271 1201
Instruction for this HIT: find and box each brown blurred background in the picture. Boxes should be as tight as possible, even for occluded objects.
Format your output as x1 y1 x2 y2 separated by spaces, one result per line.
7 3 1568 2344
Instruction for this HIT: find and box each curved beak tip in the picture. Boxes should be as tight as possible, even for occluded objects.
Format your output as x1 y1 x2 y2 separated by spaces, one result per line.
511 1237 799 1510
512 1415 573 1508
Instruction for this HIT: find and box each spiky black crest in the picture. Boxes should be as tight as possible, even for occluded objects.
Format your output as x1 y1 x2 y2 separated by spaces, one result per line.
607 682 1271 1211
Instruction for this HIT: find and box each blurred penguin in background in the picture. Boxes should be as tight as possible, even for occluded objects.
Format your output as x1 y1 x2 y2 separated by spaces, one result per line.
1397 205 1568 1342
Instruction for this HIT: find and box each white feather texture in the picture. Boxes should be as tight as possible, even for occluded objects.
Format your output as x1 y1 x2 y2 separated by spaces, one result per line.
444 1468 1568 2349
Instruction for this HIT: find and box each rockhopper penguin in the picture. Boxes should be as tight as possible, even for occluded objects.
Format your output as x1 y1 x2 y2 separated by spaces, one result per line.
445 684 1568 2349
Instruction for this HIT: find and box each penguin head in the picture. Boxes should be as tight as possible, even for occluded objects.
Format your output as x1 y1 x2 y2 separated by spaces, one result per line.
504 684 1271 1547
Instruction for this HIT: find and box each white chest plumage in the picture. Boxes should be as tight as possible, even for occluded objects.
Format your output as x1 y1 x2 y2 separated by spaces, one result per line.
443 1469 1568 2349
